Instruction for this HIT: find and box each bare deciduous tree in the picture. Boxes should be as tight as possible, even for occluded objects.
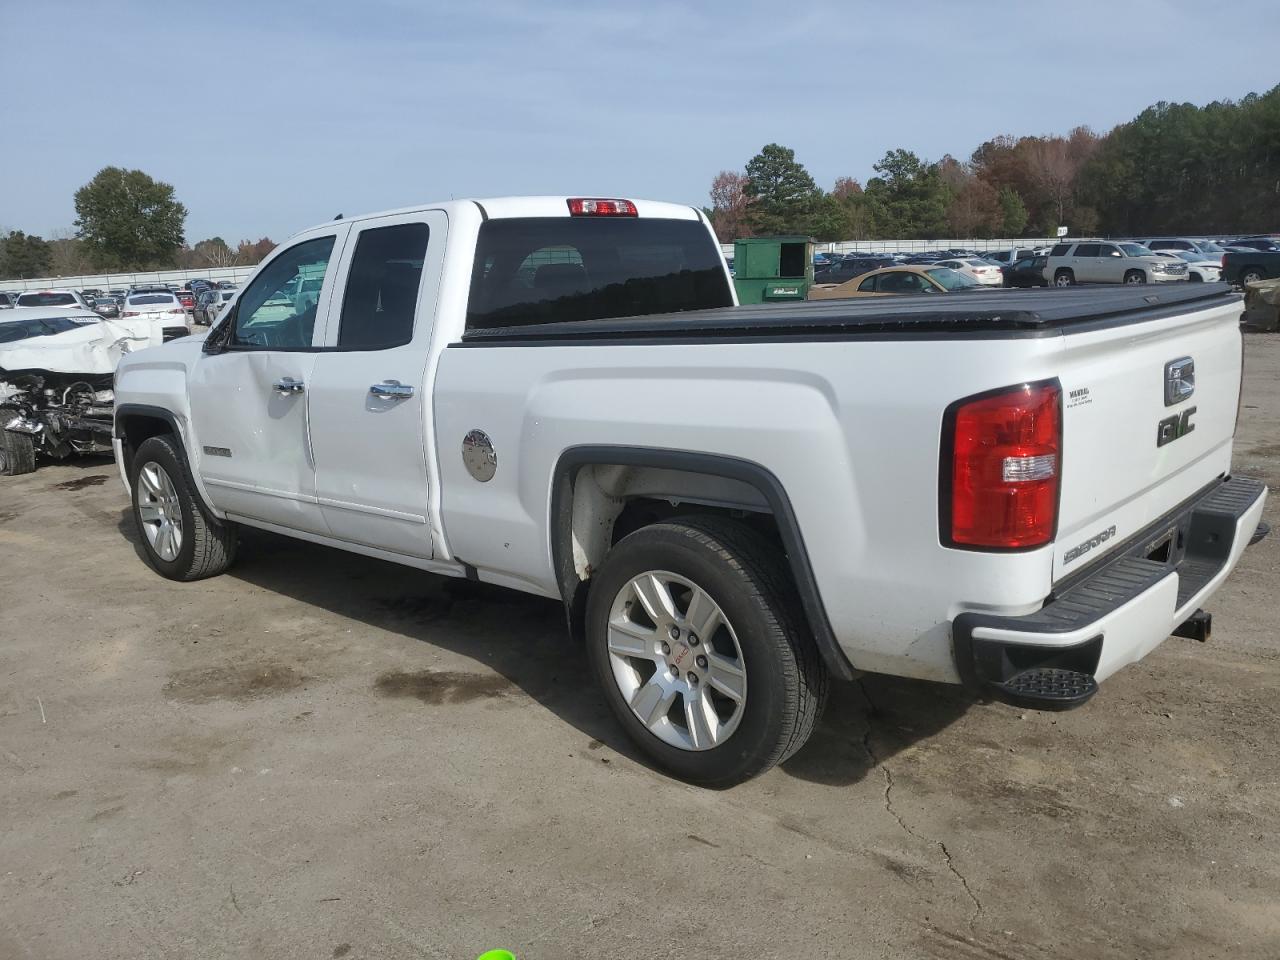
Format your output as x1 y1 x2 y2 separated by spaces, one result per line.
708 170 753 242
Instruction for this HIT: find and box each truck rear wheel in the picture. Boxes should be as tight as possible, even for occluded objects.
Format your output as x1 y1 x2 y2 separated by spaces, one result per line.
1054 269 1075 287
0 429 36 476
1241 267 1265 285
131 434 237 581
585 516 828 787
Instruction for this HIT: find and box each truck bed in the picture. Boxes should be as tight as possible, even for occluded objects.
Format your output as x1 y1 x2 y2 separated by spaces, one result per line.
461 283 1239 343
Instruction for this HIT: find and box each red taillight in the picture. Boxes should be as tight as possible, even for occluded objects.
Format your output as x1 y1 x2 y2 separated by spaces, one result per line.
944 381 1061 549
121 310 140 317
567 198 637 217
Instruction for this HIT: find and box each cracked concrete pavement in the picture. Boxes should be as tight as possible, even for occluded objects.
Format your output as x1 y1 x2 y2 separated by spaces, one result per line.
1 336 1279 959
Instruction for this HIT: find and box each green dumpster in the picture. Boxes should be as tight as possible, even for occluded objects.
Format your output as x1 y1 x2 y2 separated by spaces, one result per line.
731 236 813 304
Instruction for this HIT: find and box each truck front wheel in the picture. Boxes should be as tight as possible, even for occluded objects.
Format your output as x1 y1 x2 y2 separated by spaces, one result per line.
130 434 237 581
585 517 828 786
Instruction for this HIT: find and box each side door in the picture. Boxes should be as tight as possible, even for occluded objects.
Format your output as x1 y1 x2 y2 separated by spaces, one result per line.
1070 243 1099 282
188 231 347 535
307 211 447 559
1096 243 1125 282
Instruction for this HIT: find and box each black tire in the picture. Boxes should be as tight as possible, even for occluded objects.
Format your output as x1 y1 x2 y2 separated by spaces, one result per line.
1124 270 1146 284
130 434 237 580
0 429 36 476
1188 272 1203 282
585 516 828 787
1241 267 1265 285
1054 269 1075 287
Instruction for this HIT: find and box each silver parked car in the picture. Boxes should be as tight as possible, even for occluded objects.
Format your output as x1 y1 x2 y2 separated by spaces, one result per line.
1045 241 1188 286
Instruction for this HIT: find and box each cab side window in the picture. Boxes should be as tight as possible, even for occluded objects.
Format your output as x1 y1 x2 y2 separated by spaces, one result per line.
337 222 431 349
231 236 336 349
879 271 926 294
1099 244 1123 258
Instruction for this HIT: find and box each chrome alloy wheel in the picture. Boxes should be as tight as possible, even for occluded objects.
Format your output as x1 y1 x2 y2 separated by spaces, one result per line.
606 570 747 751
137 462 184 561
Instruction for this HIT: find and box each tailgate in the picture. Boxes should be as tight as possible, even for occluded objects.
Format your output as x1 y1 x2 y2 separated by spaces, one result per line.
1053 297 1242 581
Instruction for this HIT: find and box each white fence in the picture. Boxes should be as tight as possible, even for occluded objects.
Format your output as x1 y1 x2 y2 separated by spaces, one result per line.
721 237 1062 258
1 265 258 293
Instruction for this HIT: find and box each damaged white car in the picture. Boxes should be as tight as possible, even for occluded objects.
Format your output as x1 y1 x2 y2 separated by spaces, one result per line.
0 308 162 475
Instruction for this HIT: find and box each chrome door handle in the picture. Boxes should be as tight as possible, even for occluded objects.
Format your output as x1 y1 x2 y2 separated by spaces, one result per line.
369 380 414 400
273 377 305 395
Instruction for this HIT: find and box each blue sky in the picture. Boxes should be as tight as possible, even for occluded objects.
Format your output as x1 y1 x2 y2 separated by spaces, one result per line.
3 0 1278 244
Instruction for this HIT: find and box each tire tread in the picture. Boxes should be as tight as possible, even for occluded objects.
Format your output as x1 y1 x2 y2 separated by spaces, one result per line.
0 429 37 476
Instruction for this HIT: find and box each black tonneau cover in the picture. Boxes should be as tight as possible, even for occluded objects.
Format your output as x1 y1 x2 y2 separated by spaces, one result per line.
461 283 1239 344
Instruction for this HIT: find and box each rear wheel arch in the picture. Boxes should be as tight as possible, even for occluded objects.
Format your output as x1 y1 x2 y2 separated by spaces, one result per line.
549 446 856 681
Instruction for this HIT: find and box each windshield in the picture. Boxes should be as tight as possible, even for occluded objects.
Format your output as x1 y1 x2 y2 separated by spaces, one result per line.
925 267 979 290
466 217 732 330
1119 243 1154 257
0 316 83 343
17 292 76 307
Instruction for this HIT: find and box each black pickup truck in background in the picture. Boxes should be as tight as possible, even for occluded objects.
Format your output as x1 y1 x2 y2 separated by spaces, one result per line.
1222 248 1280 286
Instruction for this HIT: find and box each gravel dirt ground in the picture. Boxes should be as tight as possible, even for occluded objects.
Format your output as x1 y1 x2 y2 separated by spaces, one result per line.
1 335 1278 960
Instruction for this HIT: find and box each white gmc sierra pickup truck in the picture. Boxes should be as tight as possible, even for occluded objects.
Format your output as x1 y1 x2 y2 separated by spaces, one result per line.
112 196 1269 785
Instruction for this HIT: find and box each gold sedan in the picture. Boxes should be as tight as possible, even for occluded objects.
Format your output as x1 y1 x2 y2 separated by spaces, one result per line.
808 264 982 300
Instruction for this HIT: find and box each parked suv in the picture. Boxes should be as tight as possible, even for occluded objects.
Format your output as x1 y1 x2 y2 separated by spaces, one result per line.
1046 241 1187 286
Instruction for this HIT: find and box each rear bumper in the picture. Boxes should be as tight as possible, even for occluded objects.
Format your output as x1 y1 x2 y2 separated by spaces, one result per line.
953 476 1267 709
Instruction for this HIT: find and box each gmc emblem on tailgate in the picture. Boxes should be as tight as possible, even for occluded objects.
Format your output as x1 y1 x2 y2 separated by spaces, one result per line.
1164 357 1195 406
1156 407 1196 447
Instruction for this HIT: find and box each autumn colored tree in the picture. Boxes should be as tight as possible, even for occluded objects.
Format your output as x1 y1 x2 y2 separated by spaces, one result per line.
708 170 753 242
236 238 277 264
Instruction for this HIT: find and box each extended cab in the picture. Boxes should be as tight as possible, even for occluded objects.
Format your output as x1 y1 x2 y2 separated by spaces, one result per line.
112 197 1268 786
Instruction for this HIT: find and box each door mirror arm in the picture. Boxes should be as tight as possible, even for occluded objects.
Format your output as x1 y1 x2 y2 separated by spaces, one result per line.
203 306 236 355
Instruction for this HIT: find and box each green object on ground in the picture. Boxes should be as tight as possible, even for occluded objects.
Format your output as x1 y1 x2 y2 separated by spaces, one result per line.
731 236 813 304
475 951 516 960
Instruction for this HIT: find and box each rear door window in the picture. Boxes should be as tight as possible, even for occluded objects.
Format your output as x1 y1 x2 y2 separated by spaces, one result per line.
466 217 731 330
1049 243 1071 257
337 222 430 349
1074 243 1100 257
